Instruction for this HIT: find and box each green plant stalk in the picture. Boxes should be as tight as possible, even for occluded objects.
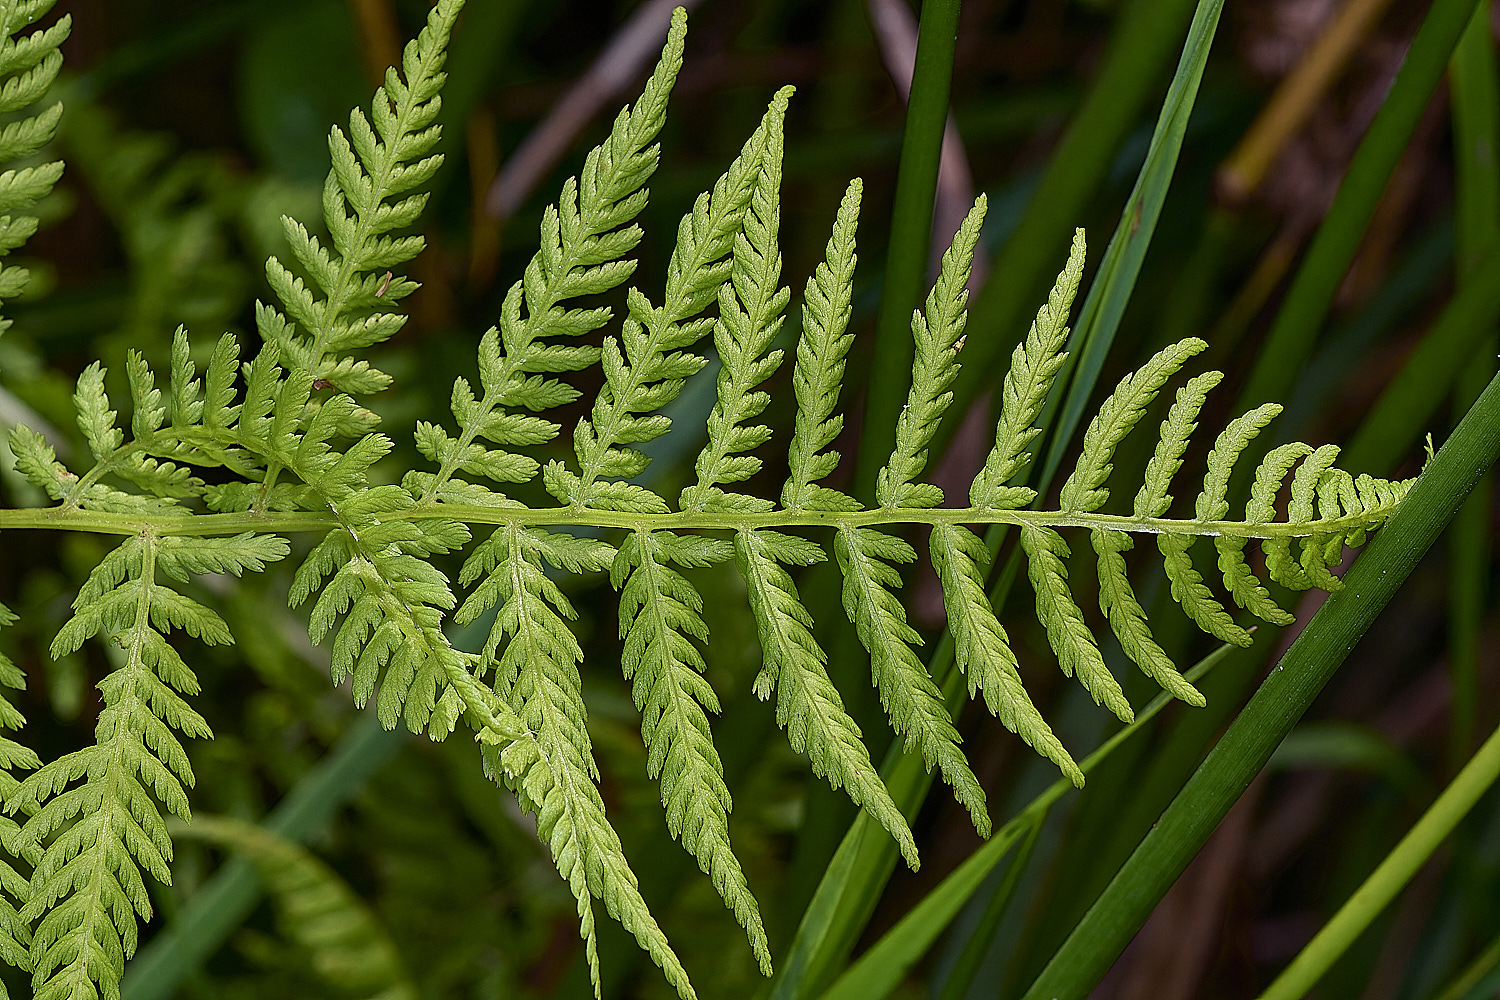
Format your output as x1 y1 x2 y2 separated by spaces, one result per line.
934 818 1044 1000
945 0 1199 439
1018 368 1500 1000
1236 0 1482 413
1257 720 1500 1000
857 0 961 500
1445 0 1500 766
817 643 1240 1000
121 710 405 1000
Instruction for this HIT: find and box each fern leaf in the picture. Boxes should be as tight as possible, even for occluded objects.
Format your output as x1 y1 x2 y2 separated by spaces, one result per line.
1059 337 1206 514
783 179 862 513
1133 371 1223 518
735 528 918 867
458 525 695 999
1092 530 1205 706
1289 444 1345 592
1158 531 1253 647
971 228 1086 510
419 9 688 507
1020 524 1133 722
0 1 67 331
176 815 416 997
681 86 791 514
260 0 464 391
556 86 793 511
13 532 273 1000
1179 404 1293 628
877 196 987 509
928 523 1082 784
836 526 989 832
611 530 771 974
0 602 38 983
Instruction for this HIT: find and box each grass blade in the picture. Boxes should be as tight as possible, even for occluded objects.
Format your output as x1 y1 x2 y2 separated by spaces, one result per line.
1257 720 1500 1000
121 711 404 1000
817 644 1241 1000
1235 0 1482 413
856 0 961 499
1034 0 1226 490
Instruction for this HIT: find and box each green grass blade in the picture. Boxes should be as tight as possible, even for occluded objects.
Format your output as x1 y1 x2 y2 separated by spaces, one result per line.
1258 720 1500 1000
1445 0 1500 766
856 0 961 500
1339 241 1500 476
121 711 404 1000
1034 0 1226 490
947 0 1199 438
1017 369 1500 1000
1235 0 1482 413
817 644 1241 1000
934 818 1044 1000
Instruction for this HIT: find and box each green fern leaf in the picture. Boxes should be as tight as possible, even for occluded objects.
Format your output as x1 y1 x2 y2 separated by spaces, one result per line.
928 523 1082 784
735 527 918 867
783 179 862 513
835 526 989 833
681 83 791 514
1021 523 1133 722
877 197 987 509
12 532 276 1000
971 228 1086 510
0 0 67 330
419 8 687 509
461 525 695 999
556 86 792 511
611 529 771 974
260 0 464 391
1060 337 1207 514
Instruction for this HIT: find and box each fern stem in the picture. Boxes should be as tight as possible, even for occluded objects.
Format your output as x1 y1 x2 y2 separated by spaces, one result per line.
0 503 1403 540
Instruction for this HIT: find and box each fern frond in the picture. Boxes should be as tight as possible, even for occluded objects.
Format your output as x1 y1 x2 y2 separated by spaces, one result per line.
1060 338 1207 514
1021 523 1132 722
176 815 415 997
971 228 1086 510
928 524 1082 784
0 0 68 333
13 532 285 1000
0 603 39 984
417 7 688 509
877 196 987 510
456 525 695 999
260 0 464 392
553 86 793 512
783 179 861 513
735 527 918 867
835 526 989 832
611 530 770 974
680 87 791 514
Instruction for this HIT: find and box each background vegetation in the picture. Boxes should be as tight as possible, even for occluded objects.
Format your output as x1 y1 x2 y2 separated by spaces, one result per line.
1 0 1499 997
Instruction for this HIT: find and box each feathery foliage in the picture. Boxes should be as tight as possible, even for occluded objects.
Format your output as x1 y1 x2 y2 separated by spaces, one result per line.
0 4 1416 998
